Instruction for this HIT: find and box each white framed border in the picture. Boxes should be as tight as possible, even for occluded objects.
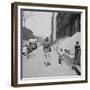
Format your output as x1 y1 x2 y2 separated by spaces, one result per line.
17 5 86 84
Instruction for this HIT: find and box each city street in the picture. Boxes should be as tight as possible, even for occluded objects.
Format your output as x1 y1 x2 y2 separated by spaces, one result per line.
22 45 77 78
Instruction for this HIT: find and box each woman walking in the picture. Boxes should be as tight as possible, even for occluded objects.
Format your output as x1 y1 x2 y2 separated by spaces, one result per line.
43 37 51 67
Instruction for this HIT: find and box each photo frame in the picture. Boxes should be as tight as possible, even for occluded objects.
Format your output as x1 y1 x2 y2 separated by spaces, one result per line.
11 2 88 87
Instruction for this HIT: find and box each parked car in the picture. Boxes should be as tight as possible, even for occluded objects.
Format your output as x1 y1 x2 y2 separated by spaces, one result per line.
28 39 37 52
32 42 37 50
22 45 28 56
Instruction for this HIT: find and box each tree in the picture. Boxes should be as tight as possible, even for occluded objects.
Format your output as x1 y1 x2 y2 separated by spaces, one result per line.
22 27 36 40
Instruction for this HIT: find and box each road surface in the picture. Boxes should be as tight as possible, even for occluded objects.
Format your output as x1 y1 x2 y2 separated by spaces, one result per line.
22 46 77 78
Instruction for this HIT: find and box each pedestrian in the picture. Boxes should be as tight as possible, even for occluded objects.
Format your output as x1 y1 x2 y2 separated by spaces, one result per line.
74 41 81 65
56 46 63 65
43 37 51 67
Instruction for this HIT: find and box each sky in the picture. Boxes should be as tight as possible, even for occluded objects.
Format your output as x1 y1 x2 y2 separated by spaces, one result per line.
22 10 53 39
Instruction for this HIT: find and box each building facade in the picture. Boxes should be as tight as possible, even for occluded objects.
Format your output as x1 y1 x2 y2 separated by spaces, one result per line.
56 11 81 39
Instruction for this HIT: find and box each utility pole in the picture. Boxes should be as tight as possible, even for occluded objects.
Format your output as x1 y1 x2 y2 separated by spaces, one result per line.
22 12 29 27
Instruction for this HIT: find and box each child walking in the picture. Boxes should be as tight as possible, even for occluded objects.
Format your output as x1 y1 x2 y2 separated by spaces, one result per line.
56 46 63 65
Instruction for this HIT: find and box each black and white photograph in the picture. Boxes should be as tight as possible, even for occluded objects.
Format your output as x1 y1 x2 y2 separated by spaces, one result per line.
21 10 81 78
11 2 87 87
